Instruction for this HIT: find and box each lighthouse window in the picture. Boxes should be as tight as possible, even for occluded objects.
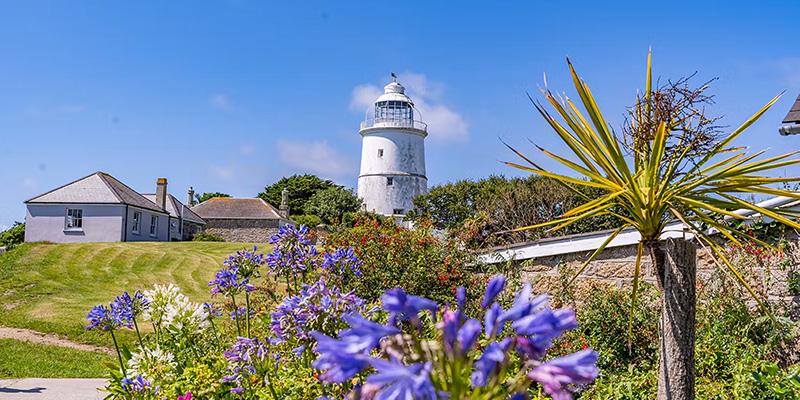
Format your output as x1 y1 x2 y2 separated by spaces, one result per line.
386 177 393 186
378 149 384 157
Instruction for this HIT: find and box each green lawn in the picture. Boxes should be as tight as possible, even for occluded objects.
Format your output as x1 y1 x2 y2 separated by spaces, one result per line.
0 241 271 348
0 338 115 378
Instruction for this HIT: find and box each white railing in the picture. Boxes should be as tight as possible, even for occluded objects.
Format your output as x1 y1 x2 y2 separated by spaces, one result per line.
361 118 427 131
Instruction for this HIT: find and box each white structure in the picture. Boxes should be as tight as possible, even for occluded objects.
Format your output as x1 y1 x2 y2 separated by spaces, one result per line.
357 79 427 218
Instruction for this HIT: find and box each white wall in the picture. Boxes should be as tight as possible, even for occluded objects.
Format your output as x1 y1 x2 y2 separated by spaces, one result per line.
358 128 427 216
25 204 125 243
124 206 169 242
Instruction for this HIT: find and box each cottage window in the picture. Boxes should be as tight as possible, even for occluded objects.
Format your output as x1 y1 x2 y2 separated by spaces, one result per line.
387 177 393 186
150 215 158 237
65 208 82 229
132 212 141 234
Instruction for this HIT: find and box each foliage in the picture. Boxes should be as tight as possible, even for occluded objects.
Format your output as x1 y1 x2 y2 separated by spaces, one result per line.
0 222 25 249
406 176 622 247
192 232 224 242
194 192 230 204
505 50 800 333
576 267 800 399
325 216 479 306
304 186 363 225
257 174 336 215
291 214 322 228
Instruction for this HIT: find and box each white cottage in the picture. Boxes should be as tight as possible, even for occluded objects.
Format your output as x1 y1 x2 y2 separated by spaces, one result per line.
24 172 193 243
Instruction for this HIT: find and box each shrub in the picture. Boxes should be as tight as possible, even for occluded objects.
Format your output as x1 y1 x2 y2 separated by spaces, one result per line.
325 216 481 307
192 232 224 242
0 222 25 248
290 214 321 228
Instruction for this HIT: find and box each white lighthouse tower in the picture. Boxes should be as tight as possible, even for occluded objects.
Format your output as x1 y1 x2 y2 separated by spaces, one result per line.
357 77 427 220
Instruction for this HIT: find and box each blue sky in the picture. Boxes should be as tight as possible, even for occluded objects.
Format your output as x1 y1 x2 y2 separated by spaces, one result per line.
2 1 800 230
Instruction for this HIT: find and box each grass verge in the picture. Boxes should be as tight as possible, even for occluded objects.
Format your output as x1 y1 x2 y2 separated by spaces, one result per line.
0 338 114 378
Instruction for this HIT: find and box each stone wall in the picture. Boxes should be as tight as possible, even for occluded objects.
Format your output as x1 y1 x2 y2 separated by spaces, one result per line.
204 219 280 243
506 234 800 306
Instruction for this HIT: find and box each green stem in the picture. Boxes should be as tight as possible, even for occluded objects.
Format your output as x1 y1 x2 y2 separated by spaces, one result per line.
245 291 252 338
110 329 126 377
132 317 143 349
230 295 242 337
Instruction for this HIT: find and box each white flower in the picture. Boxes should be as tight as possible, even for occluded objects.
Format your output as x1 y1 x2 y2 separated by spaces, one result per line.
163 296 210 334
127 345 177 382
142 284 187 324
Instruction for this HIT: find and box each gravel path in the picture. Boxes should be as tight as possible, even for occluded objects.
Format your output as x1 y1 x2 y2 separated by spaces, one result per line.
0 326 113 355
0 378 107 399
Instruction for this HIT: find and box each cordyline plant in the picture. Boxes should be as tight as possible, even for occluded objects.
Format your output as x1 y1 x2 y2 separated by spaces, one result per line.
503 50 800 399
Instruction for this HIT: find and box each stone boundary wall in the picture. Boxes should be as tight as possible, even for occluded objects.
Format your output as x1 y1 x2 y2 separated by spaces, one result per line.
503 234 800 307
204 219 280 243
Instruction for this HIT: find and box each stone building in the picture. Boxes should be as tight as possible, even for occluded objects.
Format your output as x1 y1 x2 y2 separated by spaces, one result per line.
191 197 293 243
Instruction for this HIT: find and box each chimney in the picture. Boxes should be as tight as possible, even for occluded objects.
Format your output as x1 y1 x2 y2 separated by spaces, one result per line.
187 187 195 206
280 188 290 218
156 178 167 210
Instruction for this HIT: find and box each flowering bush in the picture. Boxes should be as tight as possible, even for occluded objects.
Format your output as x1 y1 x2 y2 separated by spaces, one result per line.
326 216 482 307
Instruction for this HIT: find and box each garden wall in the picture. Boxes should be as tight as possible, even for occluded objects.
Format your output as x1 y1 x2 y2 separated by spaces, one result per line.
509 232 800 307
203 219 280 243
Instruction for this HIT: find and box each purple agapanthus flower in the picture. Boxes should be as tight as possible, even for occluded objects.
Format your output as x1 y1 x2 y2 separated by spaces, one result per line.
121 375 156 393
528 349 599 400
482 274 506 309
367 359 437 400
270 277 367 342
266 225 319 279
321 247 362 282
381 287 438 327
471 337 512 388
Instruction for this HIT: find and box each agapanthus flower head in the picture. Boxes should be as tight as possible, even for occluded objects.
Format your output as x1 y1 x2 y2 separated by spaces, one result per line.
482 274 506 309
85 304 114 331
270 277 367 342
321 247 362 282
162 296 210 334
366 358 437 400
127 345 177 382
528 349 599 400
121 375 156 394
381 287 438 327
223 246 265 280
142 284 187 323
224 336 277 394
266 224 319 279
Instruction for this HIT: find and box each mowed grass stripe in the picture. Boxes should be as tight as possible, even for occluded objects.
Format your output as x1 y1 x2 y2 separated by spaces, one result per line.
0 242 271 348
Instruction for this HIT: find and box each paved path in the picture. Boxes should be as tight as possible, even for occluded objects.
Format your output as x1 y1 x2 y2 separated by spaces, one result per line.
0 378 106 399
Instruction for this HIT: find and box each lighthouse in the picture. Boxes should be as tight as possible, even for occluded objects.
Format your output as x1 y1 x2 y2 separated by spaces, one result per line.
357 78 427 220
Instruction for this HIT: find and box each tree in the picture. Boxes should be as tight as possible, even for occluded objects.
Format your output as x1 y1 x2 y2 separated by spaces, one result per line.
406 175 623 246
304 186 363 224
506 51 800 400
257 174 335 214
194 192 230 204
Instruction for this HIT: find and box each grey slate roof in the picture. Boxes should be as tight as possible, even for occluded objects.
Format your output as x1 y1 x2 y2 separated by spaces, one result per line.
26 172 166 213
783 93 800 123
191 197 288 220
142 193 206 225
